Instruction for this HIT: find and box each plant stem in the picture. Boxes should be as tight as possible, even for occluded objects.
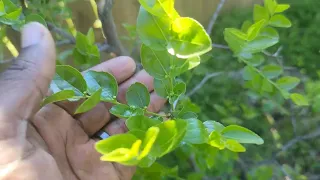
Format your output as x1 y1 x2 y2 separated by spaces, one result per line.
145 110 167 118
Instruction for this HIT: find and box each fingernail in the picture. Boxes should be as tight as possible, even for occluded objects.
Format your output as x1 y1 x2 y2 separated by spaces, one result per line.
21 22 46 48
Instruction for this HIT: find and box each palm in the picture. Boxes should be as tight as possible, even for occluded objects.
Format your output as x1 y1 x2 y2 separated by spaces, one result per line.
25 103 134 180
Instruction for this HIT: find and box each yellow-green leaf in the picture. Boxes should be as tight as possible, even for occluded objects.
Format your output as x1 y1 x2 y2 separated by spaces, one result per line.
269 14 292 28
290 93 309 106
208 131 225 150
138 127 160 159
274 4 290 13
225 139 246 152
170 17 212 59
247 19 266 41
253 5 269 22
138 0 179 18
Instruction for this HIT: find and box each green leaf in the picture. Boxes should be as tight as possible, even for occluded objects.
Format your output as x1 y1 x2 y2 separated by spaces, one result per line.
170 17 212 58
50 65 87 97
253 5 269 22
252 74 263 91
261 78 273 92
126 115 161 131
261 64 283 79
208 131 225 150
154 78 171 98
110 104 144 119
225 139 246 152
221 125 264 145
95 133 141 165
242 27 279 53
84 71 118 102
41 90 75 107
126 82 150 108
174 56 201 76
137 7 170 50
224 28 247 54
276 76 300 91
141 44 171 79
247 19 266 41
150 120 187 157
203 120 225 133
73 31 100 67
264 0 277 15
246 54 265 67
274 4 290 13
75 32 88 53
213 104 228 116
138 0 179 18
75 88 102 114
174 81 186 95
179 112 198 119
87 28 95 44
290 93 309 106
242 65 257 81
170 80 186 103
25 14 47 27
0 8 21 25
183 118 208 144
269 14 291 28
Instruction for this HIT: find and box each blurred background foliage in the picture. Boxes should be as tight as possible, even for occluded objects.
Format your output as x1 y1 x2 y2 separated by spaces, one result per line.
1 0 319 179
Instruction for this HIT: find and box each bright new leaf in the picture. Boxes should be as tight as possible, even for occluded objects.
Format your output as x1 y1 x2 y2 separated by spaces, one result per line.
225 139 246 152
170 17 212 58
253 5 269 22
269 14 291 28
138 0 179 18
95 134 141 165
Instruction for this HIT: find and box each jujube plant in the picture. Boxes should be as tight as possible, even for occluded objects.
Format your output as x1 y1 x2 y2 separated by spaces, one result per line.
0 0 309 178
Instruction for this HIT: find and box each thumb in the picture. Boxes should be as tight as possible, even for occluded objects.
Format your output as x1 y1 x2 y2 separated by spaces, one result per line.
0 22 56 120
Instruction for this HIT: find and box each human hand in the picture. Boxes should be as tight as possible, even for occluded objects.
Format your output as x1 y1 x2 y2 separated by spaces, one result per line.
0 22 166 180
